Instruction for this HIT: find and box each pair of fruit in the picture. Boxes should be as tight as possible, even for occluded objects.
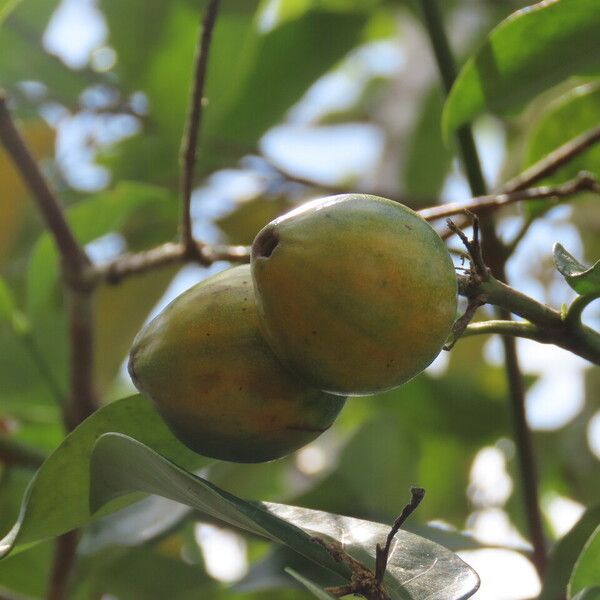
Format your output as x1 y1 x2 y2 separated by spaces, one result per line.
128 195 457 463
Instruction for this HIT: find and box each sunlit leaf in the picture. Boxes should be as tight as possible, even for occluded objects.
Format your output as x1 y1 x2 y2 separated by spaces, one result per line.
0 395 207 559
90 433 480 600
553 243 600 295
443 0 600 136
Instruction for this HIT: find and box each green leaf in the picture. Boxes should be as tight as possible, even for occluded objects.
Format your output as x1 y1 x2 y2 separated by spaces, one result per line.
71 546 220 600
573 588 600 600
78 494 191 556
523 82 600 217
569 526 600 599
525 82 600 183
90 433 480 600
540 503 600 600
0 0 23 26
285 568 336 599
443 0 600 136
0 395 207 559
553 243 600 295
403 88 453 202
0 276 15 321
27 182 174 315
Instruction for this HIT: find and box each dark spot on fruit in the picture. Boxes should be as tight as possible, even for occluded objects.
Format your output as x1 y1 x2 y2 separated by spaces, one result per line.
312 330 317 335
253 225 279 259
404 224 413 230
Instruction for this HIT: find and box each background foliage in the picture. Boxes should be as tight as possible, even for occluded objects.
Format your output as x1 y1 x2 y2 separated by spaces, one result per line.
0 0 599 598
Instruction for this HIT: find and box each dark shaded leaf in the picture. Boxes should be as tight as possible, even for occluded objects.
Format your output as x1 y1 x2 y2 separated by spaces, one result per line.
285 568 336 599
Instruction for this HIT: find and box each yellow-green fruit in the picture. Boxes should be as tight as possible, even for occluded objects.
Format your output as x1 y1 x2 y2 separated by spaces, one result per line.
128 265 345 463
251 194 458 396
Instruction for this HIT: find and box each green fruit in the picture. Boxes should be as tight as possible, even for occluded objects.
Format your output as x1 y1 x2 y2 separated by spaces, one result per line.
251 194 457 396
128 265 345 463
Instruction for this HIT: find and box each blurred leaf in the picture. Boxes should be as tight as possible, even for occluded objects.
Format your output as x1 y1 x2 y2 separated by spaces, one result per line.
0 1 99 107
216 196 293 245
524 82 600 217
0 395 208 559
72 545 219 600
102 2 368 184
569 526 600 599
26 182 177 391
0 277 15 320
0 0 23 25
540 503 600 600
0 119 54 265
90 433 480 600
553 243 600 295
95 267 177 393
79 494 191 556
573 589 600 600
525 82 600 183
285 569 336 599
443 0 600 136
403 88 453 203
0 540 51 598
27 181 174 315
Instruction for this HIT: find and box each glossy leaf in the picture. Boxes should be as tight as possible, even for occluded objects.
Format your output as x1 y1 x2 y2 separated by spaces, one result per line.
553 243 600 295
569 526 600 599
285 569 336 599
90 432 480 600
443 0 600 136
0 395 207 559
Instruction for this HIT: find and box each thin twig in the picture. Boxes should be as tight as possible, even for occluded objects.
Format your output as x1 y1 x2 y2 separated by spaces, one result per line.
504 125 600 192
0 93 90 277
179 0 221 254
419 172 600 221
375 487 425 585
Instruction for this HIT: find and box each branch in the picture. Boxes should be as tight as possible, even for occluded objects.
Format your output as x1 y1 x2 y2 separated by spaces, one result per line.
179 0 221 253
504 125 600 192
0 93 89 277
419 172 600 221
457 274 600 364
95 241 250 284
0 435 46 469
